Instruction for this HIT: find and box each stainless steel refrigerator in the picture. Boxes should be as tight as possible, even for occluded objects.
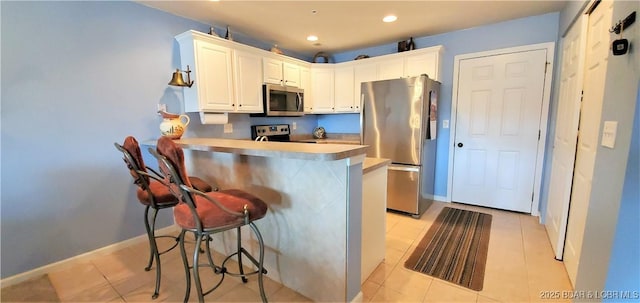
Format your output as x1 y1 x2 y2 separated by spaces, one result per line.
360 75 440 217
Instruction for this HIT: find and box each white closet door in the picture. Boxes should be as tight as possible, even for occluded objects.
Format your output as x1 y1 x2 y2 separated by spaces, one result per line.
563 0 613 287
545 15 587 260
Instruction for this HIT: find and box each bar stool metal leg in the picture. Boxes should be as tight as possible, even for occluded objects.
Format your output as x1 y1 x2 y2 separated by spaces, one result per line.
143 205 155 272
249 222 268 303
178 230 191 303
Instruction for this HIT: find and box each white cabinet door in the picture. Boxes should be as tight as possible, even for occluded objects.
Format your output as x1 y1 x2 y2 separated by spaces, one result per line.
263 57 284 85
378 58 404 80
405 51 439 80
263 58 301 87
354 62 378 112
192 40 235 112
234 50 263 113
300 67 313 113
311 66 334 113
283 62 301 87
334 66 355 112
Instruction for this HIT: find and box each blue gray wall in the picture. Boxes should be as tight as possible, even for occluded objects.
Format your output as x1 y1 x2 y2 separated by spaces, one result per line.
0 1 310 279
319 12 561 199
0 1 210 279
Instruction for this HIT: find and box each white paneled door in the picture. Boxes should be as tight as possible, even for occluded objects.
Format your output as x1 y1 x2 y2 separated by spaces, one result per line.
545 15 587 261
563 0 613 287
452 49 547 213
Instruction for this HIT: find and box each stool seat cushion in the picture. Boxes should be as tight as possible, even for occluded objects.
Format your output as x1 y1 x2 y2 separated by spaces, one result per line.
189 176 214 193
174 189 268 230
136 180 179 207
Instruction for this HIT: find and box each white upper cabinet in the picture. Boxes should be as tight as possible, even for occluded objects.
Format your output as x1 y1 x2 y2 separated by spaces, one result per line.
263 58 301 87
177 34 235 112
378 58 405 80
310 65 334 113
354 62 379 110
283 62 301 87
404 50 441 80
176 30 441 116
233 50 263 113
334 65 356 112
299 66 313 113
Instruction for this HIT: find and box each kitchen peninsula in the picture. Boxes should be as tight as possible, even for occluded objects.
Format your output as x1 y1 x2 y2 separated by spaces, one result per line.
143 138 384 302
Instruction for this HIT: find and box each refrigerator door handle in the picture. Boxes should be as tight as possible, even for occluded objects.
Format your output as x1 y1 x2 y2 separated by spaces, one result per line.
388 165 420 172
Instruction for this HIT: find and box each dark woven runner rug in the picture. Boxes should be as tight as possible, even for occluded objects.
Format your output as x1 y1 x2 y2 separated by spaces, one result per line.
405 207 492 291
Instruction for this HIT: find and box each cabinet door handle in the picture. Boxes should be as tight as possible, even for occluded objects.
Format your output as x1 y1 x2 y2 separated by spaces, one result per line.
238 104 242 107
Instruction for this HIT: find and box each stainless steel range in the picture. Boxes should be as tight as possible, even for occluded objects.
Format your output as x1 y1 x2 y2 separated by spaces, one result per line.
250 124 291 142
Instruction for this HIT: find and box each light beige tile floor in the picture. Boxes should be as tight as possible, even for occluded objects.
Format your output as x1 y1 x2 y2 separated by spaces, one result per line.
9 201 572 302
365 201 573 303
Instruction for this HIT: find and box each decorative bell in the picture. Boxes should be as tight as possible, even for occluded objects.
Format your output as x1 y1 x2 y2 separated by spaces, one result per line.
168 65 193 87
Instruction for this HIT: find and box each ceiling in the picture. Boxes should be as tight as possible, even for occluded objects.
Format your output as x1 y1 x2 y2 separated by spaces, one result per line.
139 1 567 57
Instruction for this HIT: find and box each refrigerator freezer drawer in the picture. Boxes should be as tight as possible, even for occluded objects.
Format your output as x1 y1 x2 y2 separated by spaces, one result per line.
387 165 421 214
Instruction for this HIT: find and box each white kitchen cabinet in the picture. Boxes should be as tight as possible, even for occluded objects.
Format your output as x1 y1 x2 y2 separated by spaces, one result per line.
354 62 378 111
404 50 441 81
310 66 334 113
333 65 357 112
377 57 405 80
299 66 313 113
263 58 301 87
233 50 263 113
177 33 235 112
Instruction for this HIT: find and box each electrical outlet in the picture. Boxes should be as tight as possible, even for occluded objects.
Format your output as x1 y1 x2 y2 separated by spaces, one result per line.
292 122 297 130
223 123 233 134
157 104 167 113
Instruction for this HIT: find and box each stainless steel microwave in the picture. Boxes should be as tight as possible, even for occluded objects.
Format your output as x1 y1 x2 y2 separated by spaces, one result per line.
252 84 304 117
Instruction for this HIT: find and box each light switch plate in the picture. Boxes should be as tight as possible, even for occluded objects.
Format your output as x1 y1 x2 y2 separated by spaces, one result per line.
601 121 617 148
292 122 297 130
223 123 233 134
443 120 449 129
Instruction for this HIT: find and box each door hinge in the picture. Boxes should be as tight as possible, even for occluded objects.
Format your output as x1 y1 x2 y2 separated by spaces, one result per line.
532 191 535 202
538 130 541 140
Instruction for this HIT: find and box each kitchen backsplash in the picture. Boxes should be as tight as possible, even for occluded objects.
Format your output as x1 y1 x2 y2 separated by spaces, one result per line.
184 113 319 139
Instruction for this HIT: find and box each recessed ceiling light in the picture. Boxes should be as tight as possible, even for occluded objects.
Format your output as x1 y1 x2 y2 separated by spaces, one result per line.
307 35 318 42
383 15 397 23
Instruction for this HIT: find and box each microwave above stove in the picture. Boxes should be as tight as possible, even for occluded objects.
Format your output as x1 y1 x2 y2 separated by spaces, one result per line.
251 84 304 117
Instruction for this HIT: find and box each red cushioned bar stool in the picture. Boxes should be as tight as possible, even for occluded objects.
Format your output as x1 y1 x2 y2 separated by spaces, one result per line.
115 136 214 299
150 136 268 303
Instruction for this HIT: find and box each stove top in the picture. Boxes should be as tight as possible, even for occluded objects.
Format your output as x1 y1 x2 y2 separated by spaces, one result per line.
251 124 291 142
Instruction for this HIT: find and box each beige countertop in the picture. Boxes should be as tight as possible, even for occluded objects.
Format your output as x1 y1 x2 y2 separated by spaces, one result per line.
363 157 391 174
144 137 368 161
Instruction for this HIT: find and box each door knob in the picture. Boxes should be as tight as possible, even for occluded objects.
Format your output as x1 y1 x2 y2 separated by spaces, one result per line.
457 142 463 147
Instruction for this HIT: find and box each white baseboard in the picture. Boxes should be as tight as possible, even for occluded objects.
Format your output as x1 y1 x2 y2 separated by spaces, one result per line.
0 225 180 288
